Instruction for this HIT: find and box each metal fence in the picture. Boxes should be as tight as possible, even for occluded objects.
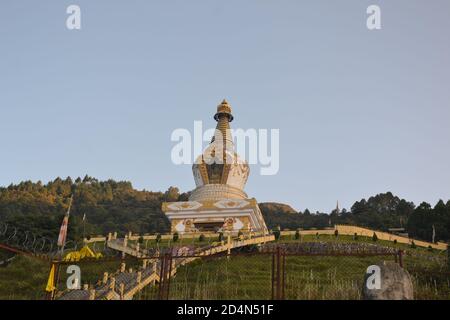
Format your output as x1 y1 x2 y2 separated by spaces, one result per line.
2 235 447 300
50 241 450 300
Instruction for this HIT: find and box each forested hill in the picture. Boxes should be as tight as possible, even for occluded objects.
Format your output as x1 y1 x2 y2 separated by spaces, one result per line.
0 176 449 243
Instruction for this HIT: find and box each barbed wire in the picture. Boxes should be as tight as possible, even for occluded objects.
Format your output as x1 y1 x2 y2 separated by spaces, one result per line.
0 222 78 257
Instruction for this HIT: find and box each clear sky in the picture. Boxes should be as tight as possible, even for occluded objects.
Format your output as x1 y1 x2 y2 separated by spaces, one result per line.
1 1 449 212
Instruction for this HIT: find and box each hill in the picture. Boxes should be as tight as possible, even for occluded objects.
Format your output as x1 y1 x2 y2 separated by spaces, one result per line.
0 177 449 243
259 202 297 214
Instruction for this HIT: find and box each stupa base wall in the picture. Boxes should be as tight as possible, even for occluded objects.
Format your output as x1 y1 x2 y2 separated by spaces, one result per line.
162 198 268 234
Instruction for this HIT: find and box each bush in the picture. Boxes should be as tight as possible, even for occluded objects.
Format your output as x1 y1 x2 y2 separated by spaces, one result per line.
411 241 416 249
372 233 378 242
316 232 319 240
428 245 433 252
273 230 281 241
173 232 179 242
199 234 205 242
393 239 397 245
156 233 161 243
138 236 144 244
294 230 300 240
334 229 339 238
218 232 224 242
353 233 358 241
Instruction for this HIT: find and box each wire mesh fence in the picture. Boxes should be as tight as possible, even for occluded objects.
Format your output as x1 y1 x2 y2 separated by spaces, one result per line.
47 241 450 300
3 234 448 300
136 246 402 300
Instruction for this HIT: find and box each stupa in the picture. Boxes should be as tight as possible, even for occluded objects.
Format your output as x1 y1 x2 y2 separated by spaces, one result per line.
162 99 268 234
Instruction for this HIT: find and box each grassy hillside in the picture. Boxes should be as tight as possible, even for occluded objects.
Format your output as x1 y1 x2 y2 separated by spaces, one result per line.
1 235 448 300
148 234 449 300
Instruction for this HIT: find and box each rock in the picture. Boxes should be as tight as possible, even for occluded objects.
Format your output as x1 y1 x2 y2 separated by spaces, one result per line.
362 261 414 300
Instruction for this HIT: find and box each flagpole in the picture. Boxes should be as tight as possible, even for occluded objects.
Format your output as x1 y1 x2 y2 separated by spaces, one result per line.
59 195 73 258
48 194 73 300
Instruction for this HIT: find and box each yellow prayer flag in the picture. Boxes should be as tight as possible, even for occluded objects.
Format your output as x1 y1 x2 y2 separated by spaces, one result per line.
45 264 56 292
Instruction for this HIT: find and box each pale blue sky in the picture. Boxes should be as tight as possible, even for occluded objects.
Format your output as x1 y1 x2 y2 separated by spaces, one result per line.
1 1 449 212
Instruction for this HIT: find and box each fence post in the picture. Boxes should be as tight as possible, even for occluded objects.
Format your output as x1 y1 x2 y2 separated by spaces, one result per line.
398 250 404 268
276 247 281 299
271 247 285 300
157 253 172 300
447 247 450 270
281 249 286 300
158 254 166 299
271 251 275 300
166 254 173 299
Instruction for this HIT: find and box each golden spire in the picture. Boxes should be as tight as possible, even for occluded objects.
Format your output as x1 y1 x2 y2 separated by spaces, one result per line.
191 99 250 192
211 99 234 146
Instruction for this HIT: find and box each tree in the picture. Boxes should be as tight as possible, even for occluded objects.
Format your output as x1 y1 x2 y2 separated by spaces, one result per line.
372 233 378 242
164 187 180 202
199 234 205 242
294 230 300 240
173 232 179 242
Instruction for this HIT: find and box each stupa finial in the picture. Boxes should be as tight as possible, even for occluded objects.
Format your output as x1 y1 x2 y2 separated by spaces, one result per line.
214 98 233 122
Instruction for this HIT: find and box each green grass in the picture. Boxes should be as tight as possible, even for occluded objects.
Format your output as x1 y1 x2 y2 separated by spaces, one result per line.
1 234 448 300
140 255 396 300
0 255 49 300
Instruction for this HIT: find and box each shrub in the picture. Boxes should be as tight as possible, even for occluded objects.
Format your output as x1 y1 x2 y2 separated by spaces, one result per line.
353 233 358 241
273 230 281 241
428 245 433 252
294 230 300 240
372 233 378 242
218 232 224 242
334 229 339 238
173 232 179 242
411 241 416 249
199 234 205 242
156 233 161 243
316 232 319 240
393 239 397 245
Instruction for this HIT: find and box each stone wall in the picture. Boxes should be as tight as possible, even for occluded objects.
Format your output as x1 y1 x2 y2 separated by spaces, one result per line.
335 225 447 250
